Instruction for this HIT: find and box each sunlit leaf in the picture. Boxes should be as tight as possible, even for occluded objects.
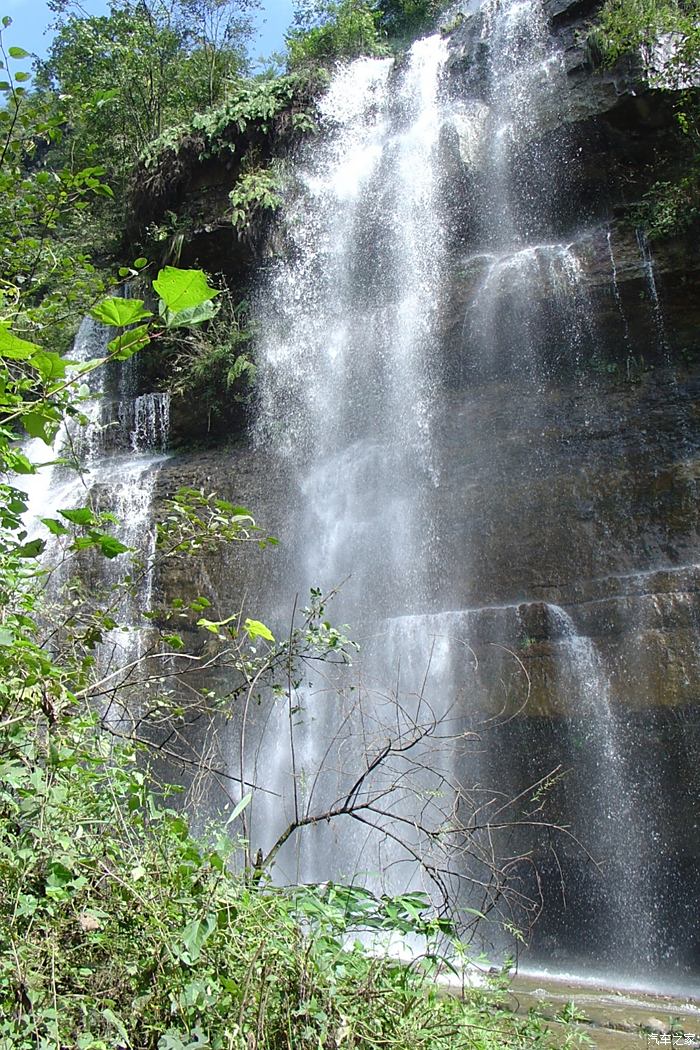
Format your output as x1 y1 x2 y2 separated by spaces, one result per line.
0 325 40 360
243 618 275 643
21 411 60 445
91 297 152 327
95 533 129 558
161 299 218 330
153 266 219 313
59 507 96 526
107 325 151 361
32 351 75 381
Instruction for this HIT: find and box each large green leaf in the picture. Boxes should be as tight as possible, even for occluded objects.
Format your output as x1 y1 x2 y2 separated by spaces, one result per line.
91 297 152 328
59 507 96 527
5 450 35 474
243 618 275 643
153 267 219 313
107 325 151 361
95 533 129 558
32 351 75 381
41 517 70 536
162 299 219 330
0 325 40 360
14 538 46 558
176 914 217 964
21 411 60 445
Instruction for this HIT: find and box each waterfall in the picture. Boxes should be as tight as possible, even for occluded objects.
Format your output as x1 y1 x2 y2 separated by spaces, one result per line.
545 605 659 967
23 316 171 708
635 227 668 351
606 229 632 351
477 0 568 247
256 35 448 618
250 36 452 888
247 0 698 989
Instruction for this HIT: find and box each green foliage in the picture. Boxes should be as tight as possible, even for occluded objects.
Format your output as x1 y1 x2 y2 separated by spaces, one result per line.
134 72 318 241
90 297 153 328
154 266 220 313
140 72 319 171
375 0 451 40
591 0 700 238
0 31 113 354
229 165 284 229
0 699 574 1049
0 18 231 569
167 291 257 426
634 168 700 238
591 0 700 69
288 0 386 66
38 0 258 191
156 486 271 556
289 0 451 62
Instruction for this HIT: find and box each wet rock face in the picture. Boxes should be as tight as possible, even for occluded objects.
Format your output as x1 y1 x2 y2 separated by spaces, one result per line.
152 237 700 720
153 346 700 717
146 0 700 726
441 0 684 239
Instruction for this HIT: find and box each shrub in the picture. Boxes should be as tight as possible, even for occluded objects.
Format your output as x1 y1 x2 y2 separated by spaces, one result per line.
0 701 578 1049
287 1 386 67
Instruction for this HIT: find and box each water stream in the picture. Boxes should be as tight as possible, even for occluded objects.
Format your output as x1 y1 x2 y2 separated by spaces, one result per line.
248 0 697 990
23 317 170 721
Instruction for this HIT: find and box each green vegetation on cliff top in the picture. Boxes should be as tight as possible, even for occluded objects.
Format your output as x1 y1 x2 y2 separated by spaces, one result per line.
592 0 700 236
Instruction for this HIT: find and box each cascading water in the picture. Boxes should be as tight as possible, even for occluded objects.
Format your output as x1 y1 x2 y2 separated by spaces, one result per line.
23 316 171 713
249 37 453 890
256 36 448 618
248 0 699 992
545 605 659 967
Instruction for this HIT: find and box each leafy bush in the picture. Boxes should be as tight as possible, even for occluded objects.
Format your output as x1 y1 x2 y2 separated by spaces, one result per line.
590 0 700 68
229 166 284 230
37 0 256 189
140 73 320 171
167 290 256 426
287 1 387 67
635 170 700 238
591 0 700 237
376 0 452 41
132 71 321 234
0 699 577 1049
288 0 452 64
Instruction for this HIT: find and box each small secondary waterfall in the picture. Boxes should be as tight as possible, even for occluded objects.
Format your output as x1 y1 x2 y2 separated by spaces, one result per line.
546 605 659 967
249 0 699 991
23 317 170 719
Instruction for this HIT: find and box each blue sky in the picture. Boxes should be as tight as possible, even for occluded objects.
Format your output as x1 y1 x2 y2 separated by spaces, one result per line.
2 0 296 62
